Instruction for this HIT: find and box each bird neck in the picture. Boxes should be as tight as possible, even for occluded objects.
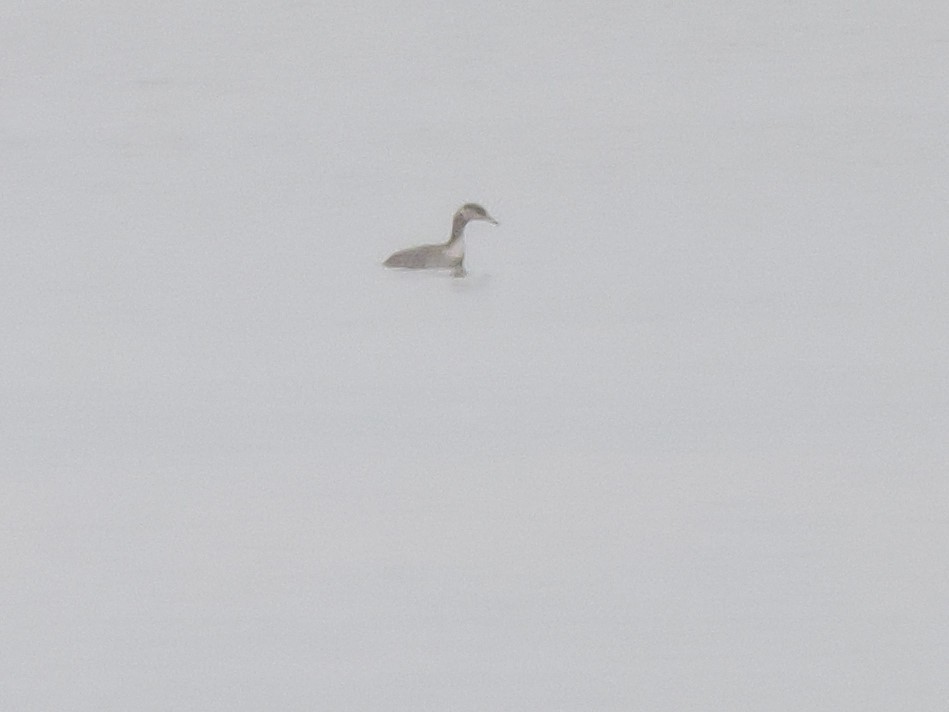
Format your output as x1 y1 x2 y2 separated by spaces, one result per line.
448 213 468 244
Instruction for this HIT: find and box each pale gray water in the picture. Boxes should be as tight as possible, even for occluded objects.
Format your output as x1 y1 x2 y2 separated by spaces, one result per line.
2 2 948 710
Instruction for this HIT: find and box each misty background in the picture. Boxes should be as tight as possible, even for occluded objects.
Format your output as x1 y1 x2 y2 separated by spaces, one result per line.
2 2 948 710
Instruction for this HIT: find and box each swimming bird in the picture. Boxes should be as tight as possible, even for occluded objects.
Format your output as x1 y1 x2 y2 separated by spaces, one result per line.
383 203 498 277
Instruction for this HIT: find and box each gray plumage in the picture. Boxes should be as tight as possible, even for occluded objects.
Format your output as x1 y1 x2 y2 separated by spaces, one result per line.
384 203 498 274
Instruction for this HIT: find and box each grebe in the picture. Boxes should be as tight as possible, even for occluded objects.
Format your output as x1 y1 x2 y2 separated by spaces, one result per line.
383 203 498 277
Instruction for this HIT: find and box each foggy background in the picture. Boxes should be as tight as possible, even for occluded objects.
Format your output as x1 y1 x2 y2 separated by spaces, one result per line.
2 2 947 710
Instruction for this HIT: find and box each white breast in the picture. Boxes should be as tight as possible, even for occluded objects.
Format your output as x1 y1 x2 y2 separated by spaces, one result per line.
444 236 465 262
